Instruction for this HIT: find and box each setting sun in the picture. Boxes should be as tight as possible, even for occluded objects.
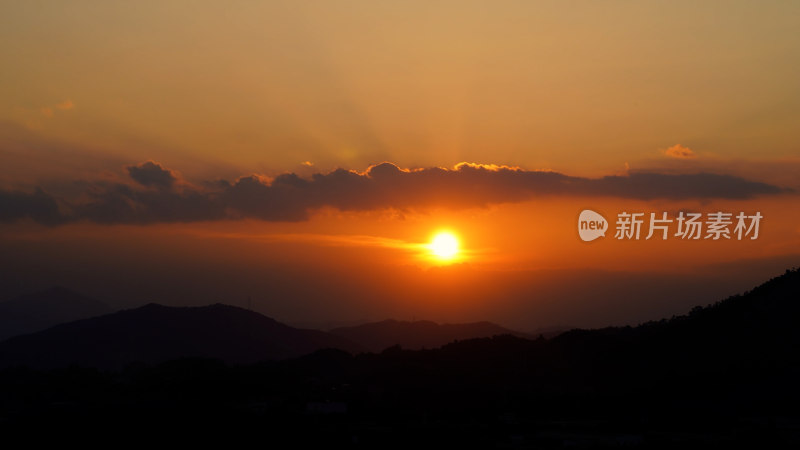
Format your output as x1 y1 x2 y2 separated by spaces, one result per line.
429 231 460 260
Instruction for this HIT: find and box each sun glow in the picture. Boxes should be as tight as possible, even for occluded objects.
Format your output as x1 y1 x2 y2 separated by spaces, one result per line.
429 231 460 260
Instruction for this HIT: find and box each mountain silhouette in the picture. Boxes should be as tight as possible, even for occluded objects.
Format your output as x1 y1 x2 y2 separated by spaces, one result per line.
0 303 362 369
1 269 799 446
2 268 798 371
0 286 112 340
539 265 800 376
329 319 534 352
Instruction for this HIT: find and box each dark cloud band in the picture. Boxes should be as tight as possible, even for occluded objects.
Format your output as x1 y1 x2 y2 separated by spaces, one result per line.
0 162 790 225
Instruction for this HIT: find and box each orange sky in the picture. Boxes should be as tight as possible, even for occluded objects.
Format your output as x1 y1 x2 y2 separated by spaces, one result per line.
3 1 800 178
1 1 798 329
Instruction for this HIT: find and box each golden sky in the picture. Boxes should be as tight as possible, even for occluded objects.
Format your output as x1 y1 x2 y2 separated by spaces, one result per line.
3 1 800 177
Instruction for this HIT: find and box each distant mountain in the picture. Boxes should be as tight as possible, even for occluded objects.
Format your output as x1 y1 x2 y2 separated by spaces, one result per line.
329 319 533 352
0 286 112 340
0 303 362 369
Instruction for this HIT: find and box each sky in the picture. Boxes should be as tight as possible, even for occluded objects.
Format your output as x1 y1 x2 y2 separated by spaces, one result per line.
1 1 799 330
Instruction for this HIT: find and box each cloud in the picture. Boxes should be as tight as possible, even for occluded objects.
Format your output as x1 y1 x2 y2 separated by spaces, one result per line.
76 181 224 224
0 161 791 225
0 188 65 225
663 144 696 159
586 172 783 200
126 161 178 189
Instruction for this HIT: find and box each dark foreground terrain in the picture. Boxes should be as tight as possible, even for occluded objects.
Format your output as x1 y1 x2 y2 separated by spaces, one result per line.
1 268 799 448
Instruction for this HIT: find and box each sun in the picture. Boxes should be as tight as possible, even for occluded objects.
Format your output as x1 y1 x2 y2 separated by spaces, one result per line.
429 231 460 260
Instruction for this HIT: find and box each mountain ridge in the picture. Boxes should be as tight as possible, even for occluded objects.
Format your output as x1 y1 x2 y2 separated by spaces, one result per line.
1 267 798 371
329 318 535 352
0 301 362 369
